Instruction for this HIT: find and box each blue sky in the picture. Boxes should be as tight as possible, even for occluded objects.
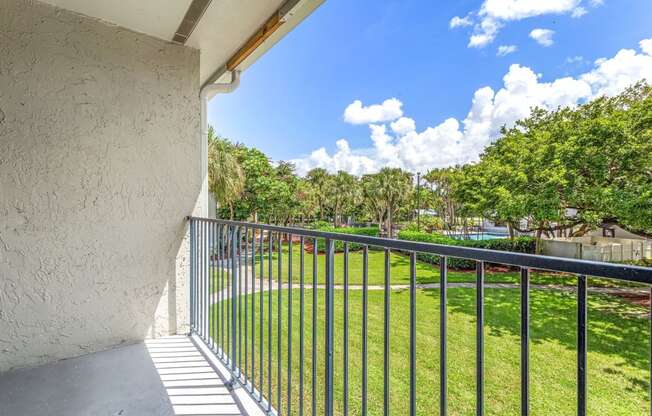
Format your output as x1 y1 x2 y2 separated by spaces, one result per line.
209 0 652 175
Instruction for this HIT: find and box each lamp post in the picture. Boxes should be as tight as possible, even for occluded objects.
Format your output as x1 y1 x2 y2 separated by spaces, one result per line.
416 172 421 232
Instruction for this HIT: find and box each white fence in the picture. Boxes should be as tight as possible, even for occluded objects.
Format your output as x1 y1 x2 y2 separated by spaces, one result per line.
542 236 652 262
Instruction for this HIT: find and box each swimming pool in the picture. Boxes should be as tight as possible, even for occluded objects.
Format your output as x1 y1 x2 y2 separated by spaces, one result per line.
447 232 509 240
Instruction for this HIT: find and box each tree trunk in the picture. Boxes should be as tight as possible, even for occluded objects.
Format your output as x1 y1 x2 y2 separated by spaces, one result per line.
535 228 543 254
229 204 234 220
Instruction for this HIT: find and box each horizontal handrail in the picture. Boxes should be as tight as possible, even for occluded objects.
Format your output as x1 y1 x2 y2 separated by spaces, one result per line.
186 216 652 283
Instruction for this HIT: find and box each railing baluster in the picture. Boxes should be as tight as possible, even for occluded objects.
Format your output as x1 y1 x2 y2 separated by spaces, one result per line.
251 227 256 391
201 221 206 340
189 219 195 332
343 242 349 416
277 232 283 414
300 236 305 416
215 224 224 357
226 226 231 359
577 274 587 416
441 256 448 416
409 251 417 416
521 267 530 416
325 238 335 416
476 261 485 416
244 227 249 381
239 227 243 375
198 221 203 338
259 229 264 400
231 226 238 374
288 235 293 416
221 224 226 358
362 245 369 416
268 230 273 412
206 222 210 346
211 221 215 350
384 248 390 416
312 238 318 416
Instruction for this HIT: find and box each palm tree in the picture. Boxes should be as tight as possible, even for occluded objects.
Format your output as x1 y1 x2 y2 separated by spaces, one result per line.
326 171 358 227
306 168 329 220
207 127 244 219
364 168 412 238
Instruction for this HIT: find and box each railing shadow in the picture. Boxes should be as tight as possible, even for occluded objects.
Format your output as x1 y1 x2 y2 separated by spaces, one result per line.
421 286 649 392
146 337 243 415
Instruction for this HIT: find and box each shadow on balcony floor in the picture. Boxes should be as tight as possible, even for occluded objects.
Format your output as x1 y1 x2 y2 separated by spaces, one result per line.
0 336 245 416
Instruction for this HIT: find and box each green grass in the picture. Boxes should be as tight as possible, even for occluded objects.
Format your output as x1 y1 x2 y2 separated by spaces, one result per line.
217 248 638 288
209 287 649 416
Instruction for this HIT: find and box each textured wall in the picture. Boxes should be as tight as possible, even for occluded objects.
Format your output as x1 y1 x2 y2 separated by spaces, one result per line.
0 0 201 371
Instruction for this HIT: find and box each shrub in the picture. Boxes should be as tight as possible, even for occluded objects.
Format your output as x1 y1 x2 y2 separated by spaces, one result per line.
403 217 445 232
624 258 652 267
306 220 332 230
314 226 380 252
397 230 536 269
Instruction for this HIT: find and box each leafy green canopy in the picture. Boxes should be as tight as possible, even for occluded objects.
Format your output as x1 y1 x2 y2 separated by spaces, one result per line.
453 82 652 237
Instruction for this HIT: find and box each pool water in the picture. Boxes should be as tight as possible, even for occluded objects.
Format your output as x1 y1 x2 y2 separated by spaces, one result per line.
448 232 509 240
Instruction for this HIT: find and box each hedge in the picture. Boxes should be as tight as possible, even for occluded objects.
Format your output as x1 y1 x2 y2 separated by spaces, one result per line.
314 226 380 252
397 230 536 269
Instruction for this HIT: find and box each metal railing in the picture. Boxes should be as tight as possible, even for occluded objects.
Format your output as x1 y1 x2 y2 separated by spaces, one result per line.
187 216 652 416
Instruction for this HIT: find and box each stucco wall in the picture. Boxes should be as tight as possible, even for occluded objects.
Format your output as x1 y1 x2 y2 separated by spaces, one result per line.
0 0 201 371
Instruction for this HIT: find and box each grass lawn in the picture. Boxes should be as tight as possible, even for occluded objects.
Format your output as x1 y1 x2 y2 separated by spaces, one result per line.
209 287 649 416
214 248 637 288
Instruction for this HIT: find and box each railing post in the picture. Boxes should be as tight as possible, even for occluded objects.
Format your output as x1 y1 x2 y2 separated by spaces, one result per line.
521 268 530 416
189 218 195 333
325 238 335 416
577 275 587 416
231 225 238 375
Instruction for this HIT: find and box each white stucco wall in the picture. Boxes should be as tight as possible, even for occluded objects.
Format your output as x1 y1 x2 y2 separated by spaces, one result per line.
0 0 201 371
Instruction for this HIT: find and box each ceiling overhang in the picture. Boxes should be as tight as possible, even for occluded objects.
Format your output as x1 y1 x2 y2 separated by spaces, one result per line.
39 0 324 86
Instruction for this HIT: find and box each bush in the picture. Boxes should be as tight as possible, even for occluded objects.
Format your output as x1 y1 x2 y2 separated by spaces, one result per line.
397 230 536 269
403 216 445 232
624 258 652 267
314 226 380 252
306 220 332 230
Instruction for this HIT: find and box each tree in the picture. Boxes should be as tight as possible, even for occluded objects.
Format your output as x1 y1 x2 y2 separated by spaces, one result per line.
326 171 358 227
207 127 244 219
363 168 412 238
306 168 330 220
453 82 652 250
295 179 319 224
227 146 275 222
424 167 464 230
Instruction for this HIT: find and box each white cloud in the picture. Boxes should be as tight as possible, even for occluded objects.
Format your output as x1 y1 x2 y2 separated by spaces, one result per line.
390 117 416 135
468 17 502 48
571 6 587 17
567 55 584 63
462 0 590 48
292 39 652 176
292 139 377 177
580 43 652 96
640 38 652 56
497 44 518 56
450 15 473 28
343 98 403 124
530 28 555 46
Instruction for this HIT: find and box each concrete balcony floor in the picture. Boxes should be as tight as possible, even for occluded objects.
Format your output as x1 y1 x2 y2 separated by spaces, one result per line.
0 335 262 416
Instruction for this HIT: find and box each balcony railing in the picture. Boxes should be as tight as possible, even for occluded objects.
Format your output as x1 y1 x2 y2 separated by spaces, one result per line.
187 216 652 416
